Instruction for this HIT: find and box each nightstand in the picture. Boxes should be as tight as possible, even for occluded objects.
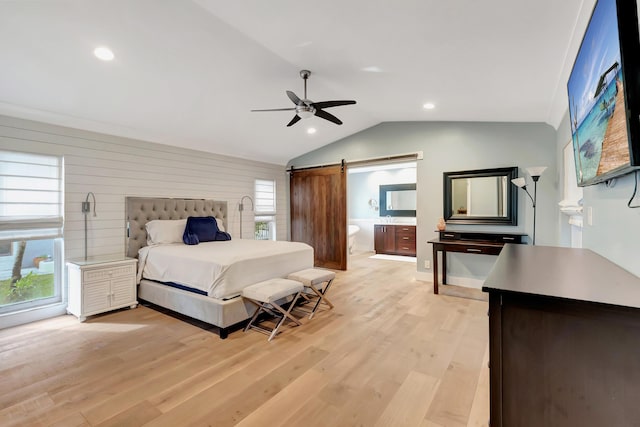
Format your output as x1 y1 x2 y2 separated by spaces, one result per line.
66 258 138 322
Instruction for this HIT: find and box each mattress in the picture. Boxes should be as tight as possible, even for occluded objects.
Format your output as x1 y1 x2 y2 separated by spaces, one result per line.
137 240 314 299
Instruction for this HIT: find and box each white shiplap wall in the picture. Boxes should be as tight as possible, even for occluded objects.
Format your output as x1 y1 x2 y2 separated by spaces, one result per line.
0 115 289 261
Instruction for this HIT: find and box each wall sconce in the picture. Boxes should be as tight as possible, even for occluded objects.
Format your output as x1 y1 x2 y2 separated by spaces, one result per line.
511 167 546 245
239 195 254 239
82 192 97 260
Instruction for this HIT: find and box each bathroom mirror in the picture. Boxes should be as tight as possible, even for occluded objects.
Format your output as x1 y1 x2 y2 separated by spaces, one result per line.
443 167 518 225
379 183 416 217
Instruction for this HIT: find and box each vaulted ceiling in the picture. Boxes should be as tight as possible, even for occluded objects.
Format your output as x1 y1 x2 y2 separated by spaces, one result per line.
0 0 594 164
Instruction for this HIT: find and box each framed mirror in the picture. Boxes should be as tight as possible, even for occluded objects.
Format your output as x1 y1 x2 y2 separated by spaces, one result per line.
443 167 518 225
379 183 416 217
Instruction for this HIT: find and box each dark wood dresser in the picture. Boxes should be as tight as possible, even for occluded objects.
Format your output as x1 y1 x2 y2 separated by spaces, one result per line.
374 224 416 256
483 245 640 427
428 231 526 294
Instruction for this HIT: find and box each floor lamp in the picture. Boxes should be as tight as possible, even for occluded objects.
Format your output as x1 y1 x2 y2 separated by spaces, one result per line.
511 167 546 245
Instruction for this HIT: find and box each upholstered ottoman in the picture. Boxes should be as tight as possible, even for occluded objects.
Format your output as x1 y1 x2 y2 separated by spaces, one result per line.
287 268 336 319
242 278 304 341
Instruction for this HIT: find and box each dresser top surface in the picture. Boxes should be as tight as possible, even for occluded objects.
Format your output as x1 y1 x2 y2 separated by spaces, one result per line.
483 245 640 309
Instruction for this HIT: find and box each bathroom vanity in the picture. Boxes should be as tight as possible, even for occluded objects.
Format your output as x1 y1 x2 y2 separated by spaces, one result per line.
374 224 416 256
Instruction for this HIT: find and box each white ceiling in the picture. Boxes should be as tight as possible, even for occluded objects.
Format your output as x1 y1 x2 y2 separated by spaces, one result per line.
0 0 594 165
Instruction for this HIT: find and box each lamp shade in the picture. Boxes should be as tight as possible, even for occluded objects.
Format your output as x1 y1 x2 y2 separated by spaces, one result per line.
511 177 526 188
526 166 547 178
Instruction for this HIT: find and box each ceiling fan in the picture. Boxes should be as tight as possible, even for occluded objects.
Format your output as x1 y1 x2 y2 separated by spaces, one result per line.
251 70 356 127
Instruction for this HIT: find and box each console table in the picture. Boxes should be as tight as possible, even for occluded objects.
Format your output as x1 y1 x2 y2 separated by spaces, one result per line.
428 231 526 294
483 245 640 426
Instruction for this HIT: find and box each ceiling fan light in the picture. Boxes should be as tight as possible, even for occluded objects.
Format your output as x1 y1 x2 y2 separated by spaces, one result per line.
93 46 114 61
298 110 314 119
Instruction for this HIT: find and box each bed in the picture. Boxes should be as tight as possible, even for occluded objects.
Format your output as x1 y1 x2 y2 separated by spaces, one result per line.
126 197 314 338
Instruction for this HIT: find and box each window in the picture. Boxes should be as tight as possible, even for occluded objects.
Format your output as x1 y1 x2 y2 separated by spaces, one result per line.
254 179 276 240
0 151 64 314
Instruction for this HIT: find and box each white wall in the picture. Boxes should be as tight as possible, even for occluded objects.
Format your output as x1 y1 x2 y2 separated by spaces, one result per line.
556 110 640 277
0 115 288 262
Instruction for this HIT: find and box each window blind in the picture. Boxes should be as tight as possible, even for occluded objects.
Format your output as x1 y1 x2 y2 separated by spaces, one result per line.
0 151 64 240
255 179 276 214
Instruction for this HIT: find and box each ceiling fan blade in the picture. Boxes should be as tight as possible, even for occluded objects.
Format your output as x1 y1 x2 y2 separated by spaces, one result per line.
287 115 302 127
287 90 303 105
251 107 296 112
315 109 343 125
311 100 356 109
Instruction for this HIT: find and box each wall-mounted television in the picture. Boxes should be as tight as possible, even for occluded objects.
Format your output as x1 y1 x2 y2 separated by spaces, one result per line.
567 0 640 186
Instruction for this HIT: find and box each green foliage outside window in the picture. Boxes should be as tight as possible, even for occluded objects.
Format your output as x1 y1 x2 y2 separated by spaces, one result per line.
255 221 270 240
0 272 54 305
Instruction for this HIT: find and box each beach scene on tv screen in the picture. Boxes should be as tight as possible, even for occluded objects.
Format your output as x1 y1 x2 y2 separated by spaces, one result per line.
568 0 630 184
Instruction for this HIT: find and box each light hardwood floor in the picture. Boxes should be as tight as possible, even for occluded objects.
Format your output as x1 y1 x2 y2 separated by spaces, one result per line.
0 254 490 427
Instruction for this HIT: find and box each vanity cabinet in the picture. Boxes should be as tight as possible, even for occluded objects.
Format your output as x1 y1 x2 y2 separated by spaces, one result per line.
374 224 416 256
67 258 138 322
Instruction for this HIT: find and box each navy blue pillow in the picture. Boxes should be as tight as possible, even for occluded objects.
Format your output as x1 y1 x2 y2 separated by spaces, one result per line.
183 232 199 245
216 231 232 241
183 216 231 245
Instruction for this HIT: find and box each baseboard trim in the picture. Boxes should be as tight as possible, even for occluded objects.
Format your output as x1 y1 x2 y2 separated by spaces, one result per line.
415 271 484 289
0 303 68 330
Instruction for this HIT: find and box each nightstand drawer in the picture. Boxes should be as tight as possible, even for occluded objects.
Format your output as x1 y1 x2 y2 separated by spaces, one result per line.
83 263 136 283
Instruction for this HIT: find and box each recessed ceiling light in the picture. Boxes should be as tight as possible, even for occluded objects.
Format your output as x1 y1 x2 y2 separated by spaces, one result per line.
423 103 435 110
362 66 383 73
307 128 317 134
93 46 114 61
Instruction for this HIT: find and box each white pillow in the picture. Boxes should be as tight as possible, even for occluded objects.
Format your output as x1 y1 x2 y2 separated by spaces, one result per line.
145 219 187 245
215 217 226 232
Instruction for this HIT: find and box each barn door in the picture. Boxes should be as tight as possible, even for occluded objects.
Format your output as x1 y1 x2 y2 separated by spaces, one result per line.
290 164 347 270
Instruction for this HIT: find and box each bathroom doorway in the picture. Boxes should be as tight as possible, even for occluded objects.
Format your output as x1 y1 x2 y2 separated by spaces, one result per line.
347 161 417 265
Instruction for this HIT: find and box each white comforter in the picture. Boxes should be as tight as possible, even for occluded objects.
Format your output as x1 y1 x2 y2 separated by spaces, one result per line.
137 240 314 299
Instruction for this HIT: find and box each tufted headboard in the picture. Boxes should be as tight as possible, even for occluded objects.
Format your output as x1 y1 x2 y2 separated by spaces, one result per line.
125 197 228 258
